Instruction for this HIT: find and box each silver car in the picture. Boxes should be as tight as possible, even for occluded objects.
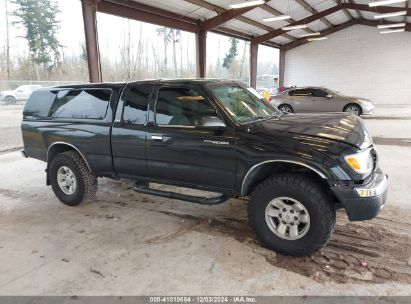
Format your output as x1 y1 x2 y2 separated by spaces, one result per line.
271 87 374 115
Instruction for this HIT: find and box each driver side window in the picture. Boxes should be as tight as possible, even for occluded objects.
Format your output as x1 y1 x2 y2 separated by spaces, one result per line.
155 87 216 126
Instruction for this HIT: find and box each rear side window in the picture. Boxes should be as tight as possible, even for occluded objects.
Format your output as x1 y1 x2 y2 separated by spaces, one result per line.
23 90 57 118
291 89 309 96
122 85 151 124
155 87 215 126
49 89 111 119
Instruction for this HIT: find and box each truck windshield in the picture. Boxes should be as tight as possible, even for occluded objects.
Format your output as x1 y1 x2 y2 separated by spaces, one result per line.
208 84 280 123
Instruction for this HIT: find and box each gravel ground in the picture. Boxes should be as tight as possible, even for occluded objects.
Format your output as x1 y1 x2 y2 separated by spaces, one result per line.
0 104 23 153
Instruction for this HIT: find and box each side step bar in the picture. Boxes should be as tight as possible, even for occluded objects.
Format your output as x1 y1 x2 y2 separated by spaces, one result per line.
133 182 228 205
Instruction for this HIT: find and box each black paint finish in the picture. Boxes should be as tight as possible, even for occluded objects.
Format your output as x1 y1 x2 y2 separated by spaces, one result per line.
21 79 387 221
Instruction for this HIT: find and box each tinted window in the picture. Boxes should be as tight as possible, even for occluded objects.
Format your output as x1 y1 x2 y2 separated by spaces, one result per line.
311 89 328 97
155 87 215 126
49 89 111 119
122 85 151 124
292 89 309 96
210 85 278 123
23 90 57 118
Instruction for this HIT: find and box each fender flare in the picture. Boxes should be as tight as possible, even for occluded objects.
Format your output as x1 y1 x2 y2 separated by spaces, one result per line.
47 141 92 172
241 159 327 196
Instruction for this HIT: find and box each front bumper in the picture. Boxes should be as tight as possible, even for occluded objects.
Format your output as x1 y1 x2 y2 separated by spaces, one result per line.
331 168 388 221
361 103 375 115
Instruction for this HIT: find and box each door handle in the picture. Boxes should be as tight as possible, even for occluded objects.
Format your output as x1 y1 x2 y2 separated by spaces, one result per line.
151 135 163 141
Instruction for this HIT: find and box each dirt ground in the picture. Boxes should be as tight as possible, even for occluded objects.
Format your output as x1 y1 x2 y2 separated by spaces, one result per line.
0 105 410 295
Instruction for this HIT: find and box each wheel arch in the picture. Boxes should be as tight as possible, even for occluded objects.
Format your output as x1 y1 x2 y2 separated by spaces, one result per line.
278 103 293 110
241 160 328 196
47 142 92 172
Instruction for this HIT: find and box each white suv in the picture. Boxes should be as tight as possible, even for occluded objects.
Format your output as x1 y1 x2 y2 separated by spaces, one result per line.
0 85 42 104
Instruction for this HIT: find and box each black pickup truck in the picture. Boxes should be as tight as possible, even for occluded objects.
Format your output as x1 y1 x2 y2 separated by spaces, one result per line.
21 79 388 256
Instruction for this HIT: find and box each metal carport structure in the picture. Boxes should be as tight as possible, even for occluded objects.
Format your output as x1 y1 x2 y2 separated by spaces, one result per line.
80 0 411 87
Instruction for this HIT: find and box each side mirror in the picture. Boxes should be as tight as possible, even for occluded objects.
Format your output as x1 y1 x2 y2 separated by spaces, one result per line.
196 116 226 131
326 94 333 98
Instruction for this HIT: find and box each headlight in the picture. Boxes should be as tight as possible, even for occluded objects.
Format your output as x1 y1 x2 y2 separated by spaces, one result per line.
344 149 373 175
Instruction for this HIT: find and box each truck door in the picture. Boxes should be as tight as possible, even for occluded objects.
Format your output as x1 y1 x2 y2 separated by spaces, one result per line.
145 85 236 191
111 84 152 177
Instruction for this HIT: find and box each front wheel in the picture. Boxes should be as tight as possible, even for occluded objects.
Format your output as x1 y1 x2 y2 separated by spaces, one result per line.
278 104 294 113
344 104 362 115
49 150 97 206
248 174 336 256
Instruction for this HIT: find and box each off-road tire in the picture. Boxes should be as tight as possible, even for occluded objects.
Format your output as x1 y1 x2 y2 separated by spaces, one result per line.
278 104 294 113
248 173 336 256
49 150 97 206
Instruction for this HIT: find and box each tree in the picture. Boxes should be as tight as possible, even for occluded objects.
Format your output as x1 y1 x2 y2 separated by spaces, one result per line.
156 27 172 75
5 0 11 79
11 0 61 76
170 29 180 77
222 37 239 70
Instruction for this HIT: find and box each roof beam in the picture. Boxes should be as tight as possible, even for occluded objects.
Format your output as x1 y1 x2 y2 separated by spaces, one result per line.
98 0 281 48
283 19 356 50
252 3 344 44
98 0 197 32
357 18 411 31
185 0 297 41
260 3 316 34
201 1 266 31
345 3 411 15
283 18 411 50
294 0 334 28
347 0 364 19
334 0 354 20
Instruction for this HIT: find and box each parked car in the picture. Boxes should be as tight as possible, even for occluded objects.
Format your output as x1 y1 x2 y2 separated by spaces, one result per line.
21 80 387 256
0 84 42 104
272 87 374 115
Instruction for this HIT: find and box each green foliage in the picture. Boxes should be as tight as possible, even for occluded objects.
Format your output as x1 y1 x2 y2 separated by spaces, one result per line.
11 0 61 69
222 37 238 69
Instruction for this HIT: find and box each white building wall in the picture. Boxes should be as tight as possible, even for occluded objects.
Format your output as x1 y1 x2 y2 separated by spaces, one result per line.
284 25 411 105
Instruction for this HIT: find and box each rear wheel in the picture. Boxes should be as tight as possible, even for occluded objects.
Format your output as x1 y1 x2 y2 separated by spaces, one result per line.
49 150 97 206
344 104 362 115
4 96 16 105
248 174 336 256
278 104 293 113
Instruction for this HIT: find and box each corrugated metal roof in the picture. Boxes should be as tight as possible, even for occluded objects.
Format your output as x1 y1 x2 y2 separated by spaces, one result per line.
105 0 411 48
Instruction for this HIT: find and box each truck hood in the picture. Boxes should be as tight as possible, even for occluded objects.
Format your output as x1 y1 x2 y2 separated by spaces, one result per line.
247 113 372 149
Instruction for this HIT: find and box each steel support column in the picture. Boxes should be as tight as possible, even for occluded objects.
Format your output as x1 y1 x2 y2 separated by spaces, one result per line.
250 42 258 88
82 0 101 83
196 28 207 78
279 48 286 88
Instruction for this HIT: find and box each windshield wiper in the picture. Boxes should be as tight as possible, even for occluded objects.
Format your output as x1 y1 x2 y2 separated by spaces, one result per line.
239 114 280 124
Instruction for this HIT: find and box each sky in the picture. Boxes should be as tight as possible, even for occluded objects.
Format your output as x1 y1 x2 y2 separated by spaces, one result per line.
0 0 279 72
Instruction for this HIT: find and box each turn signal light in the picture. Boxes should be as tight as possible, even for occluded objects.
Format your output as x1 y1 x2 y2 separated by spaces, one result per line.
345 157 361 171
